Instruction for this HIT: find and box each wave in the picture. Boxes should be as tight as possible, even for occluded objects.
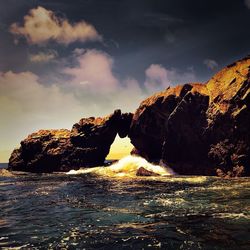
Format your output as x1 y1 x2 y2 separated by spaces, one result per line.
212 213 250 220
66 155 174 178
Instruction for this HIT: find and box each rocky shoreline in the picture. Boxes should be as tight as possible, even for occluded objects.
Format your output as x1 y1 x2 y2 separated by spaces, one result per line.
8 56 250 176
9 110 132 173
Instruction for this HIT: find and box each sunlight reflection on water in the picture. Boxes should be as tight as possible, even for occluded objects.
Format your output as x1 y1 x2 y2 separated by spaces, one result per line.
0 169 249 249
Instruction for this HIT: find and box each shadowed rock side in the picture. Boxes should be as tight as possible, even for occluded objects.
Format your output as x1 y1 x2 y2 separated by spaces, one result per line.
8 56 250 176
8 110 133 172
129 56 250 176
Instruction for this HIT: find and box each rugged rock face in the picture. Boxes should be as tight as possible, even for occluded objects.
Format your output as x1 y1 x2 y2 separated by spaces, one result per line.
8 56 250 176
8 110 133 172
129 56 250 176
9 129 72 172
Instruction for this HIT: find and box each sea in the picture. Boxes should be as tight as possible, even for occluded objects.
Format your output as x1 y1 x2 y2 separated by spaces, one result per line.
0 156 249 249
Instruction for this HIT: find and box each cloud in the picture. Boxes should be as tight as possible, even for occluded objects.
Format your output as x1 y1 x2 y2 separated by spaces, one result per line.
203 59 218 70
145 64 170 92
144 64 197 93
29 50 58 63
245 0 250 9
10 6 101 45
0 70 84 155
62 49 146 110
63 49 119 93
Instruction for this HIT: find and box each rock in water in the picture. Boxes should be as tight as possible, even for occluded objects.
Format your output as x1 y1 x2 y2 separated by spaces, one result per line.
8 110 133 172
129 56 250 176
136 167 160 176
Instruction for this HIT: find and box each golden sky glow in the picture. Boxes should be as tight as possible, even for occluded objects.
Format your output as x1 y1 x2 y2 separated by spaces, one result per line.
106 136 134 160
0 150 11 163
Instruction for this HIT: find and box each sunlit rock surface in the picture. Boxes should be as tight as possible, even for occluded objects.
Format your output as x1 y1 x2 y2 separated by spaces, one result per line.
136 167 160 177
8 56 250 176
8 110 133 172
129 56 250 176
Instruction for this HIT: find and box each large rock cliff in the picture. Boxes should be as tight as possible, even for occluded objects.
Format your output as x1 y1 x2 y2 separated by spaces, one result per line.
8 56 250 176
129 56 250 176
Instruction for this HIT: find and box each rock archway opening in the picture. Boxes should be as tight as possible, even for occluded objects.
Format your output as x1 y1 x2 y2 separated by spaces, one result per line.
106 135 134 160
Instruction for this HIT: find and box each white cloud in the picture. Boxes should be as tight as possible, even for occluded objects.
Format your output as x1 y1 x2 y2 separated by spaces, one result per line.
62 51 146 119
0 71 83 154
203 59 218 70
245 0 250 9
62 49 146 110
63 49 119 93
144 64 197 93
29 50 57 63
145 64 170 92
10 6 101 45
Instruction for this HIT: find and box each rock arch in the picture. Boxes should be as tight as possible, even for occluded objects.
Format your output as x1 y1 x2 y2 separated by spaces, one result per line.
106 135 133 160
8 110 133 172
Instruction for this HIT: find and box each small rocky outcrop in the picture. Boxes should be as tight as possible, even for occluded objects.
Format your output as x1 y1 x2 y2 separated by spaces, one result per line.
129 56 250 176
136 167 160 176
8 110 133 172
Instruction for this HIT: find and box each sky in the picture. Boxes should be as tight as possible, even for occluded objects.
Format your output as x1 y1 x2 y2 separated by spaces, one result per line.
0 0 250 162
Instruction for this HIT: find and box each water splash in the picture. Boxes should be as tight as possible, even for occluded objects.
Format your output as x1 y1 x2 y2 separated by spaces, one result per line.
0 169 14 177
67 155 174 178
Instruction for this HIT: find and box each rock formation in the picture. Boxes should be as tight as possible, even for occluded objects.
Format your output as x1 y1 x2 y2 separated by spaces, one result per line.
8 56 250 176
8 110 133 172
136 167 160 177
129 56 250 176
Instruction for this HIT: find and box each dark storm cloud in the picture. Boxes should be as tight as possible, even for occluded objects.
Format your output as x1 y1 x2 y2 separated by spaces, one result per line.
0 0 249 80
1 0 248 86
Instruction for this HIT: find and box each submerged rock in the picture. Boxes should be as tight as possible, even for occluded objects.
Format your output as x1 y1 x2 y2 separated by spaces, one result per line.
136 167 160 176
129 56 250 176
8 110 133 172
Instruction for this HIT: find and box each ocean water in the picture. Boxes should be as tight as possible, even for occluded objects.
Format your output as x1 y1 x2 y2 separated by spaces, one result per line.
0 163 8 169
0 156 250 249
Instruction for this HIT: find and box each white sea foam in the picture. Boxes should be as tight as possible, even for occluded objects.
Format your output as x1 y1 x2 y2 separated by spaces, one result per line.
67 155 174 178
212 213 250 220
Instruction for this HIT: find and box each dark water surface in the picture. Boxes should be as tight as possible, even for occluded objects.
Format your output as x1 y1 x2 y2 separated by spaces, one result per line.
0 172 249 249
0 163 8 169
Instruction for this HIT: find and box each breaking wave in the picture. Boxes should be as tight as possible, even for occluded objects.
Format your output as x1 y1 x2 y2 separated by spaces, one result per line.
67 155 174 178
